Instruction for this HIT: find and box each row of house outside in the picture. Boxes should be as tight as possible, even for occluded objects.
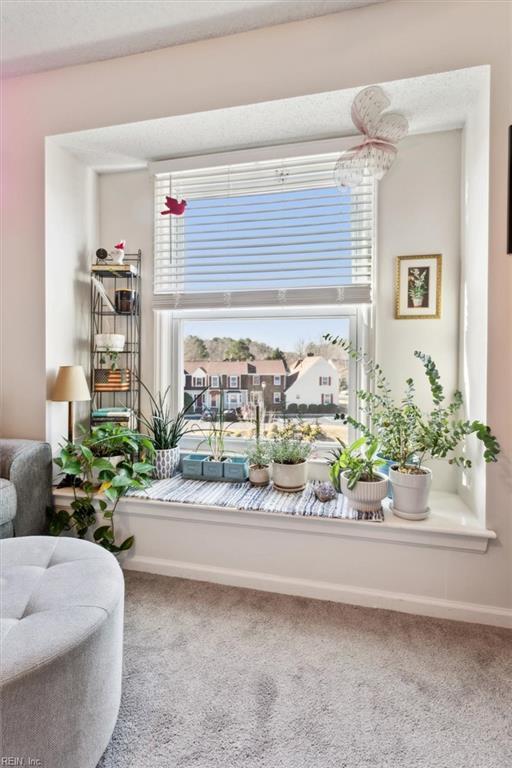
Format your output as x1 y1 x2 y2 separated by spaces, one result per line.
184 355 344 415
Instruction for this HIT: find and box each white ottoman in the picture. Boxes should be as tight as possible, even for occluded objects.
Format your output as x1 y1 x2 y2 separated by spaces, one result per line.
0 536 124 768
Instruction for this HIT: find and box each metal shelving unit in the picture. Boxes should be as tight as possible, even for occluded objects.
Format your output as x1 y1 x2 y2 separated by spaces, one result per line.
90 250 142 429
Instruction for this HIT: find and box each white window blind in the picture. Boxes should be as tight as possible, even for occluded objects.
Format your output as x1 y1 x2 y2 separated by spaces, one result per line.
154 152 375 309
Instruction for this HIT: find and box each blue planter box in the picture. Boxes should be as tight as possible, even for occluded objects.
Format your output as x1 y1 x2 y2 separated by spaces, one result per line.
182 454 249 482
182 454 208 479
203 459 225 480
223 456 249 482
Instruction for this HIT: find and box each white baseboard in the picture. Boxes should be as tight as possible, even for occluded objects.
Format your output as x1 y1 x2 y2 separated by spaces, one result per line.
124 555 512 629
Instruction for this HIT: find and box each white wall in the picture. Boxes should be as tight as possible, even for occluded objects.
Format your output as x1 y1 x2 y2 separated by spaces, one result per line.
2 0 511 616
45 141 98 450
377 130 461 491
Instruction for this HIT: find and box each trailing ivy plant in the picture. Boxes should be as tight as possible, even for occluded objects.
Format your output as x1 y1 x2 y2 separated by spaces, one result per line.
323 335 500 472
50 426 154 553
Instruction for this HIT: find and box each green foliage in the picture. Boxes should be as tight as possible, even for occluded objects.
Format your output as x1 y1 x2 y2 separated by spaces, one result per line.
184 335 208 360
224 338 254 361
246 441 271 468
82 422 154 459
49 426 155 553
323 335 500 471
329 437 385 491
268 427 312 465
139 381 207 450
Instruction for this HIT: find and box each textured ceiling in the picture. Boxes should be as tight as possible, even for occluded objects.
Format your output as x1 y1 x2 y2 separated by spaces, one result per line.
1 0 386 78
52 67 487 172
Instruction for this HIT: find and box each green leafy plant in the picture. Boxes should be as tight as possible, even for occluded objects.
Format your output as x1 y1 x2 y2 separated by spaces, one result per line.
99 348 120 371
246 441 270 468
199 391 234 462
138 381 207 450
324 335 500 472
50 425 155 553
82 421 154 459
268 434 312 465
329 437 385 491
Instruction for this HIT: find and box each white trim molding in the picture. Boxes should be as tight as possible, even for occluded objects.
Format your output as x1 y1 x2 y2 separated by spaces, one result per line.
125 556 512 629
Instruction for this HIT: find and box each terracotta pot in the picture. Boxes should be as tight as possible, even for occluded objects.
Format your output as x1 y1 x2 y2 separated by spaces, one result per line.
389 465 432 520
249 465 270 487
272 461 307 493
339 471 388 513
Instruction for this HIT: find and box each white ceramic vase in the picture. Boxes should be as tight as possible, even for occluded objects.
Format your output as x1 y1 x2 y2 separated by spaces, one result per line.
389 465 432 520
95 333 125 352
249 465 270 487
339 471 388 513
154 447 180 480
272 461 307 492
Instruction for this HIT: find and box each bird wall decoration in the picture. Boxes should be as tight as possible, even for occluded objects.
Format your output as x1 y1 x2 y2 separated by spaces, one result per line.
335 86 409 187
161 196 187 216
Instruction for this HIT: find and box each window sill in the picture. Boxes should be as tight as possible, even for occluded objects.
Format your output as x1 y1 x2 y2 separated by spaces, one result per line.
52 488 495 553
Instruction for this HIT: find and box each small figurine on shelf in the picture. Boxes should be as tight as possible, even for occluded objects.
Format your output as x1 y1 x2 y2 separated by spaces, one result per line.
110 240 126 264
161 196 187 216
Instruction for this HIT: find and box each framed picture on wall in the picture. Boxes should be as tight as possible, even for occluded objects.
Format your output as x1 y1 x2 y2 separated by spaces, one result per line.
395 254 442 319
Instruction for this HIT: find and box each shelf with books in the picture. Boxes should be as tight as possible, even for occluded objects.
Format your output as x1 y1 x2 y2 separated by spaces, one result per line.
90 249 142 429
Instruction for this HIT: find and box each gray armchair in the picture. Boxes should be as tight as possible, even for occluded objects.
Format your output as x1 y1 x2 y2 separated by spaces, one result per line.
0 440 52 538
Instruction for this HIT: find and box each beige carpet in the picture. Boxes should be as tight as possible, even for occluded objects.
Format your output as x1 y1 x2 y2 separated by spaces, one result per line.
98 571 512 768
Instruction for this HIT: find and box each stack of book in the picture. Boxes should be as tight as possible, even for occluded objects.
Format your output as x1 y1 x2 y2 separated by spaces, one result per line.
91 407 132 424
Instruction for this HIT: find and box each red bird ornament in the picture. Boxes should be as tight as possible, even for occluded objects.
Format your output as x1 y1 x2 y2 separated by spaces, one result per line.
161 196 187 216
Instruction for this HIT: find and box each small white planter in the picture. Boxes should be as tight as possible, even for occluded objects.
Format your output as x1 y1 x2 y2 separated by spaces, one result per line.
249 465 270 487
272 461 307 493
389 465 432 520
339 471 388 513
154 447 180 480
95 333 125 351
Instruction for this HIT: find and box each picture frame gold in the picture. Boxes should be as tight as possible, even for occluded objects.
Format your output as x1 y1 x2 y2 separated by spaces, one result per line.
395 254 442 320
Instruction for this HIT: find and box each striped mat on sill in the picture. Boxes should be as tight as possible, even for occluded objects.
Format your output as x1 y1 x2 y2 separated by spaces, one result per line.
128 473 384 522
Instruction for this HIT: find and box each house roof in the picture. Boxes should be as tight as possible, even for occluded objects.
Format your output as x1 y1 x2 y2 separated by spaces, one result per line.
184 359 286 375
248 360 286 375
184 361 248 375
289 356 337 378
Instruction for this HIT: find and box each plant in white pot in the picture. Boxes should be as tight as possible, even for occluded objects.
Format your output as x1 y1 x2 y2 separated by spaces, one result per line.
268 428 312 493
139 382 206 480
246 402 270 486
330 437 388 513
246 442 271 486
324 335 500 521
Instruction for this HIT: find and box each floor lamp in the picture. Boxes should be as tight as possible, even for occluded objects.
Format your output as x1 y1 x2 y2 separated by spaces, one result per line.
51 365 91 443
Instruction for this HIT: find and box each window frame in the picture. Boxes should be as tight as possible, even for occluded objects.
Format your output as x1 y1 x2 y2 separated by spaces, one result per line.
154 305 366 455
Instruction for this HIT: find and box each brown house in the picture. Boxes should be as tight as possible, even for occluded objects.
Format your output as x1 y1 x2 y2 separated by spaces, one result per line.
184 359 287 413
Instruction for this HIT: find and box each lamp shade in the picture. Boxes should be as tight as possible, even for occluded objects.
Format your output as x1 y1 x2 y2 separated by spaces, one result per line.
52 366 91 402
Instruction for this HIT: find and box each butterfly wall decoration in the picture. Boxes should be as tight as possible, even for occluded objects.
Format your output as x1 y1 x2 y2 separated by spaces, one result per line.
335 86 409 187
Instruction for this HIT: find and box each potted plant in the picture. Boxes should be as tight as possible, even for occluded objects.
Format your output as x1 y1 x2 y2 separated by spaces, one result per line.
139 381 206 480
246 402 270 486
324 335 500 520
50 425 154 553
247 442 271 486
82 421 152 483
184 391 249 482
330 437 388 513
268 428 312 492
